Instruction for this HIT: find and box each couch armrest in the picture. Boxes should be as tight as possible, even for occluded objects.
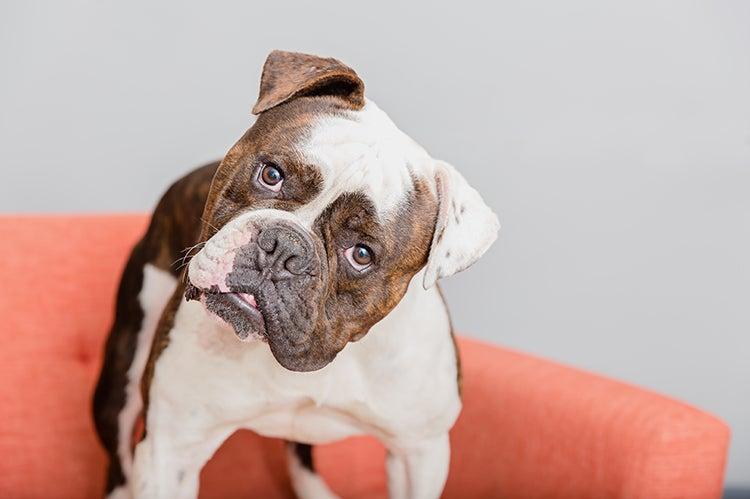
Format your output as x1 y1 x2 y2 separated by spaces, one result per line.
445 338 730 499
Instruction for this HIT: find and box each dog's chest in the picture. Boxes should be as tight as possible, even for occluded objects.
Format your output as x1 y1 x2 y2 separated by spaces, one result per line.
148 280 460 445
235 382 380 444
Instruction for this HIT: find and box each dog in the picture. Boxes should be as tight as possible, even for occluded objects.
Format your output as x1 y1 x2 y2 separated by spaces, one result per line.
93 50 499 499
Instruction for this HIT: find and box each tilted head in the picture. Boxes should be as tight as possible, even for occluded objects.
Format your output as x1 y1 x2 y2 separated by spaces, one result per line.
187 50 499 371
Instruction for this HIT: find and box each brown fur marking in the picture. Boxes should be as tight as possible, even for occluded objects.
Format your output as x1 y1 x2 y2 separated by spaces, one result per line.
252 50 365 114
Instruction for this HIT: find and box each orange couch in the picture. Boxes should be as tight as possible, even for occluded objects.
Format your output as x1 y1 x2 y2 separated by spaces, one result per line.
0 215 730 499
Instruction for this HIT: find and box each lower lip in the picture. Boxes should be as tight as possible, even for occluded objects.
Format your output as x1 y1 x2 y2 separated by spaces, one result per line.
200 290 267 341
221 292 262 317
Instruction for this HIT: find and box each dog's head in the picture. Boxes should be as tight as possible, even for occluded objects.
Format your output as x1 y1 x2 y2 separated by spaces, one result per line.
187 51 499 371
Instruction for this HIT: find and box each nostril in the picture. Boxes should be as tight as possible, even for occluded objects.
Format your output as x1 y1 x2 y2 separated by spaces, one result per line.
284 255 309 275
258 230 278 254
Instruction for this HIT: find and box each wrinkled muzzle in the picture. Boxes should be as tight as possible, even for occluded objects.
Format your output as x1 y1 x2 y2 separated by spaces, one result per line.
187 212 328 371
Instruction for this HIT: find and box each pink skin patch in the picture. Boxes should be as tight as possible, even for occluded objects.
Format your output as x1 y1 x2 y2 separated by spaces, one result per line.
189 227 256 292
210 247 239 293
188 224 268 343
238 293 257 308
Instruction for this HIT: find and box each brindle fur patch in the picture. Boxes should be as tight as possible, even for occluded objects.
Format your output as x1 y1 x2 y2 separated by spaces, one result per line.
198 98 356 242
252 50 365 114
93 161 217 491
307 177 440 355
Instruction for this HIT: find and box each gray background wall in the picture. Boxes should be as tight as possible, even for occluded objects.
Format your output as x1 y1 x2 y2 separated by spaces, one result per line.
2 0 748 488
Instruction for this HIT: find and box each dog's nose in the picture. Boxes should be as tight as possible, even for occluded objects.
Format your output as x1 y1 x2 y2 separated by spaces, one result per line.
257 223 316 277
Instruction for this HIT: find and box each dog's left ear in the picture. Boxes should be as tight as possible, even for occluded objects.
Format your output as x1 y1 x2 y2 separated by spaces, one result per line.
252 50 365 114
423 161 500 289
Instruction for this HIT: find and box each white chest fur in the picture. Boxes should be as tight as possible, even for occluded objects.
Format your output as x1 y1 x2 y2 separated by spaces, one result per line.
147 270 461 449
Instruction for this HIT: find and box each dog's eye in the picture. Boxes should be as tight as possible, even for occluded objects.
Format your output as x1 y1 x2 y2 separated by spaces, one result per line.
258 162 284 191
344 244 374 271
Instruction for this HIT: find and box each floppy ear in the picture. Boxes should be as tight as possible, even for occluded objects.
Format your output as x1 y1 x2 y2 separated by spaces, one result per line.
252 50 365 114
423 160 500 289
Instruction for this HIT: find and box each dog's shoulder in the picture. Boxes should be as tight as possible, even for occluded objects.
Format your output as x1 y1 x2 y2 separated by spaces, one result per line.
139 161 219 276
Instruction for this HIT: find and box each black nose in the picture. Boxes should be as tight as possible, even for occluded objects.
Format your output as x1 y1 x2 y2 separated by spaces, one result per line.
257 223 317 277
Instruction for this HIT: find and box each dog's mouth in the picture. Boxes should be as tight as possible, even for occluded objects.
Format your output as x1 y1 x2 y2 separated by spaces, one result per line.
185 282 267 342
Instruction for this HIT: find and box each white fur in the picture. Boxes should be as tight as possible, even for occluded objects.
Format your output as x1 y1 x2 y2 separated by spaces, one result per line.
422 160 500 289
299 100 434 219
133 268 457 499
286 445 339 499
116 264 177 484
132 98 497 499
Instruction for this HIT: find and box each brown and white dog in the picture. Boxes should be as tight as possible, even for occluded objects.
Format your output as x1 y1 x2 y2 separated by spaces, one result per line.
93 50 499 499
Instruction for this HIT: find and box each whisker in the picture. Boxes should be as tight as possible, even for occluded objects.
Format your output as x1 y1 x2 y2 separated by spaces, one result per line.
171 241 206 270
200 217 220 233
174 216 221 284
180 265 191 284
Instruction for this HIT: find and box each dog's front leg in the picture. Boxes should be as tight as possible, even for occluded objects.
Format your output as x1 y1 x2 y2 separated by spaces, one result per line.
386 433 450 499
130 399 234 499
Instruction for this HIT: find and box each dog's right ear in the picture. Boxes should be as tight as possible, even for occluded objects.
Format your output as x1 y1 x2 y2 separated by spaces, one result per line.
252 50 365 114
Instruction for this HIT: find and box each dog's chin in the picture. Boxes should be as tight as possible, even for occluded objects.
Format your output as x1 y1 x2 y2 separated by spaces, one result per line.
269 347 336 373
201 291 268 343
184 282 334 371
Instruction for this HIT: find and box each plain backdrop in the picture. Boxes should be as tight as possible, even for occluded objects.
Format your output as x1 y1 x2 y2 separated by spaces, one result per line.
2 0 749 488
